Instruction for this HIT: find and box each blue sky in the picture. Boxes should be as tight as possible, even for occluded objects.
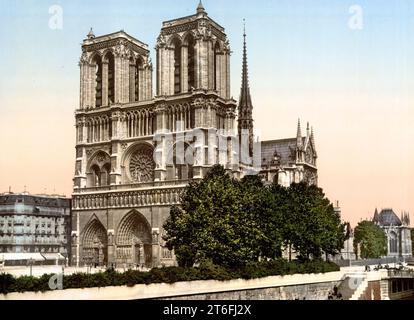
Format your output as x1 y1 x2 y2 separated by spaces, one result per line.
0 0 413 224
1 0 412 110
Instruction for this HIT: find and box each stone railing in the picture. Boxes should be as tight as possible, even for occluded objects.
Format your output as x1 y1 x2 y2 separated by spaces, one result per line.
72 184 187 210
387 269 414 279
74 179 196 194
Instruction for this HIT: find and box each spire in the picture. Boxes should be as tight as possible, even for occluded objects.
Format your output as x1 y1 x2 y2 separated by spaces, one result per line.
239 19 253 114
296 119 302 148
238 19 254 158
87 27 95 39
373 208 379 223
197 1 206 14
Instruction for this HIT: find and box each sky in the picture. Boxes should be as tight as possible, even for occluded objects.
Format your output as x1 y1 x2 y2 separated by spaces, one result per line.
0 0 413 226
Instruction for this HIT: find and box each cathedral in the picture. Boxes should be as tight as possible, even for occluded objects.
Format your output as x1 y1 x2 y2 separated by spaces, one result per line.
71 2 318 267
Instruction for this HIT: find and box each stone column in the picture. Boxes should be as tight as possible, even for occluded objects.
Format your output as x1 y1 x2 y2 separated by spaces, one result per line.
181 45 188 93
208 41 214 90
225 50 231 99
140 67 145 101
114 55 122 103
86 64 96 107
218 53 224 97
110 112 122 185
159 47 170 96
154 104 168 181
102 61 109 106
195 38 209 89
107 229 115 267
129 62 136 102
148 66 153 100
79 62 85 108
168 47 175 95
123 58 130 103
156 50 161 96
151 228 160 268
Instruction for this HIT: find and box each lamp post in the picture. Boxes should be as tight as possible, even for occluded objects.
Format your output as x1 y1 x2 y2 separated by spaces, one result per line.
28 258 34 277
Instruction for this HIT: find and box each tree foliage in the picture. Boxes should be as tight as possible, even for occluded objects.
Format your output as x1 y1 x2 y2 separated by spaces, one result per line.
284 183 346 260
353 220 387 259
163 165 346 267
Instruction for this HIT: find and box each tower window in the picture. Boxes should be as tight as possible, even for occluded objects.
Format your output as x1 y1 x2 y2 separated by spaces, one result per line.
187 36 195 90
93 55 102 107
135 58 143 102
214 42 220 91
107 53 115 105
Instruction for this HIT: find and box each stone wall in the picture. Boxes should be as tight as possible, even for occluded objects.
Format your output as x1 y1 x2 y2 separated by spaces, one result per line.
1 271 344 300
359 281 381 300
161 281 340 300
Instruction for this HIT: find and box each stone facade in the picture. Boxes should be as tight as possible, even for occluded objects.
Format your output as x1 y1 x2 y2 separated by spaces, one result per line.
71 4 318 267
0 193 71 263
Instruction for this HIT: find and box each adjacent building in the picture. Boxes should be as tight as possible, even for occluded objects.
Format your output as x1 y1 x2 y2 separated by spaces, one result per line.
373 208 412 259
71 3 318 268
0 192 71 265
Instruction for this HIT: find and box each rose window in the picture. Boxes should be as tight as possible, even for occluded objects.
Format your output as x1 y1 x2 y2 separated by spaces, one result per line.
129 147 155 182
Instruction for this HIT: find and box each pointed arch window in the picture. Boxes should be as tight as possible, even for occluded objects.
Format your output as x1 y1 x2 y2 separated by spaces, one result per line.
135 58 143 101
214 42 220 91
187 36 196 90
92 55 102 107
107 53 115 105
172 38 182 94
389 231 398 253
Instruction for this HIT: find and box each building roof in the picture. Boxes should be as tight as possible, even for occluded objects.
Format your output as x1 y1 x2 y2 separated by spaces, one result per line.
161 2 225 34
373 208 402 227
0 194 70 206
82 30 149 51
261 138 301 166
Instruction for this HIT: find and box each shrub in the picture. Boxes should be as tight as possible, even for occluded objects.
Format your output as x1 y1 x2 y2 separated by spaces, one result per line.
0 259 339 294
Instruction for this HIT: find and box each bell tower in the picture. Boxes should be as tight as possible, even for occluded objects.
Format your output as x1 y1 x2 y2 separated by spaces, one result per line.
153 2 237 181
155 1 231 98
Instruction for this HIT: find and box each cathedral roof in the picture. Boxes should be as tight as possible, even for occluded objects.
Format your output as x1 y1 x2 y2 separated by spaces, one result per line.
374 209 402 227
261 138 302 166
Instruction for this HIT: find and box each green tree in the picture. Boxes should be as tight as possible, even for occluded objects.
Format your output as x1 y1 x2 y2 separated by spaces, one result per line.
164 166 345 267
164 165 266 267
260 183 287 259
237 175 279 260
283 182 346 260
353 220 387 259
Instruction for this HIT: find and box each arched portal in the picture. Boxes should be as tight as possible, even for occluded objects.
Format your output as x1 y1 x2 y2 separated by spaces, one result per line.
115 210 152 267
82 218 108 266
